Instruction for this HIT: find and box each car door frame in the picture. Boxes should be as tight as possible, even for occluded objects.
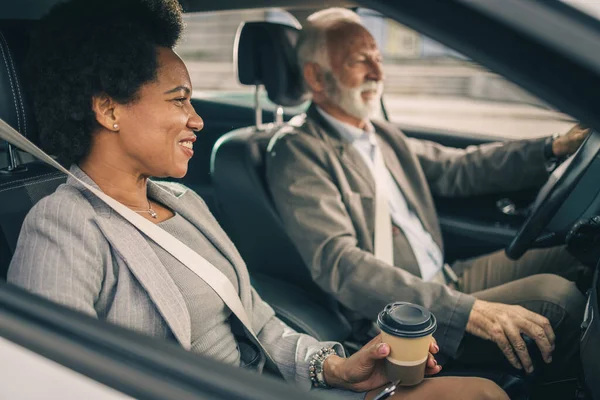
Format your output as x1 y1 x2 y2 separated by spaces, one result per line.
0 281 314 400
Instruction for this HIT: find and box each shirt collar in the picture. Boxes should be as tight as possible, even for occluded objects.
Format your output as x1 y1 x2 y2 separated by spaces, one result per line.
316 106 375 144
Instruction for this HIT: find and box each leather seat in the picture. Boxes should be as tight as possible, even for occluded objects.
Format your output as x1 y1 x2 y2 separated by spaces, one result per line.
211 21 352 342
0 23 66 280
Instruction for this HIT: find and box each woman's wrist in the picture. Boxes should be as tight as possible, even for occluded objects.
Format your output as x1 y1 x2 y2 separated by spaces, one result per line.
322 355 348 389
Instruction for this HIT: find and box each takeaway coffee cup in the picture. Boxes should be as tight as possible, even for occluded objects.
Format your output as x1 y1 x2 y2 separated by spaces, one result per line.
377 302 437 386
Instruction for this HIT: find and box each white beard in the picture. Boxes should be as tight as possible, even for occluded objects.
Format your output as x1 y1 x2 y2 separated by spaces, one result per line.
324 72 383 120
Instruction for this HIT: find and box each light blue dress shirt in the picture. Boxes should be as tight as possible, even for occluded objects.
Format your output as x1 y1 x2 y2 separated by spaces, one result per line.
317 108 444 281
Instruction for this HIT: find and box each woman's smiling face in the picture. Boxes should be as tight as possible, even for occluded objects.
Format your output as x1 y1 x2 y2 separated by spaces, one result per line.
106 47 204 179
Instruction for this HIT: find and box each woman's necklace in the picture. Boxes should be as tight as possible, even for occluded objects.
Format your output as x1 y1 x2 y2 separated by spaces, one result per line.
130 200 158 219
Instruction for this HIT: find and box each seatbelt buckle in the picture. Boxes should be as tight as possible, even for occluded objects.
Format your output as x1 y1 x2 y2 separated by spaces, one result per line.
442 263 459 286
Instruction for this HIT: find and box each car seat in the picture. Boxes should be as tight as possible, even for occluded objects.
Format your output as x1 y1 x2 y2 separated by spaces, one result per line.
0 22 66 281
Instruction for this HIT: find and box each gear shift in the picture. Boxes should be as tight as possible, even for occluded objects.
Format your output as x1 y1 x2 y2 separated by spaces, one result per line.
566 216 600 266
566 216 600 293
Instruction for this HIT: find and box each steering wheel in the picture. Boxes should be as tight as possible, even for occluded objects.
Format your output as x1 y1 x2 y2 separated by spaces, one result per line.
506 130 600 259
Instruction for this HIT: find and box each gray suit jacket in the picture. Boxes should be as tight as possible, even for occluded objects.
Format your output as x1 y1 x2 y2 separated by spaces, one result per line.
266 104 550 357
7 165 343 392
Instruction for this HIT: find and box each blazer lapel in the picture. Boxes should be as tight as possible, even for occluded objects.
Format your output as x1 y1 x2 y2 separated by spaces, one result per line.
306 111 443 249
149 183 271 370
148 183 247 272
307 105 376 195
67 166 192 349
147 182 253 308
372 123 444 248
376 135 424 220
95 217 192 349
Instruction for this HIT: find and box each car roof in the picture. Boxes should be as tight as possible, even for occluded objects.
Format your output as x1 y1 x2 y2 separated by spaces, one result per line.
1 0 356 20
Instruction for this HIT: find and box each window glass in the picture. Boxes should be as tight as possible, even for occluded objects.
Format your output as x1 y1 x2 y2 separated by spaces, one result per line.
358 9 576 139
560 0 600 21
178 8 576 139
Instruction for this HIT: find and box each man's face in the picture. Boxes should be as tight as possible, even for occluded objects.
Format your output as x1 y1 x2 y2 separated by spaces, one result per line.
323 22 384 120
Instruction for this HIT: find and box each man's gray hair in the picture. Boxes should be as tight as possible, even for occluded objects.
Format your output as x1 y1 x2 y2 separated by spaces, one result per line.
296 8 362 72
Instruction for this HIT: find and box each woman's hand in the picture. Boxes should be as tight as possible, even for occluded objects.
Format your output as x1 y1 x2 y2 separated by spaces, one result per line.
323 335 442 392
425 337 442 375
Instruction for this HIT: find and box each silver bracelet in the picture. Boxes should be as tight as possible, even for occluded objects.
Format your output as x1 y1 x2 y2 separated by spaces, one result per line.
309 347 338 388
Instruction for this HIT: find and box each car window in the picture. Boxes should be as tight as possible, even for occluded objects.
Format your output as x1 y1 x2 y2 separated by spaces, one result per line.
177 9 306 114
357 8 577 139
178 7 577 140
560 0 600 20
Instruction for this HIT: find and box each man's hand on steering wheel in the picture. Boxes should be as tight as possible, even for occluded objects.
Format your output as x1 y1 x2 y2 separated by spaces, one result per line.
507 123 596 259
465 299 555 374
553 124 591 158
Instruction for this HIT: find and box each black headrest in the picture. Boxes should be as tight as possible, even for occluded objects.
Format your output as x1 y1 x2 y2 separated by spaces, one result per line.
0 22 37 141
235 21 306 108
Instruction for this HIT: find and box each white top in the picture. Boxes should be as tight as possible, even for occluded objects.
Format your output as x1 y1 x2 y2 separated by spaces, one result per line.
317 108 444 281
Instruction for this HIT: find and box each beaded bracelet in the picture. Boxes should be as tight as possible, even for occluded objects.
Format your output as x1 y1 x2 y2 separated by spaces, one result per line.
309 347 338 388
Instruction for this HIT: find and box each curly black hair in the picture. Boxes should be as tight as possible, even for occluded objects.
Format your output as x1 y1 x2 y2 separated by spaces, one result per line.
26 0 184 166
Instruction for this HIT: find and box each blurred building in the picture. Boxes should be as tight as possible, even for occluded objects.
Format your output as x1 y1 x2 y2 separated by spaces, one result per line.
177 8 546 107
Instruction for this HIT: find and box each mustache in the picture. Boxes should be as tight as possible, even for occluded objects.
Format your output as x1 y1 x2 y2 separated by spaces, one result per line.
360 80 382 91
357 80 383 98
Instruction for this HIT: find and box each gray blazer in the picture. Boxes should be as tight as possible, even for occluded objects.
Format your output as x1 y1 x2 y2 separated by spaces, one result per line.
7 165 345 393
266 105 550 358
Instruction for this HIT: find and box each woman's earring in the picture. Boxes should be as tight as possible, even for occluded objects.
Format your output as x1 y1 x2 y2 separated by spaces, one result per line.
113 124 119 130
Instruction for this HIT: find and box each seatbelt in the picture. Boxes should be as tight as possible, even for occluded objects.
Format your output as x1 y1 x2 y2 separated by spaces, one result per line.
371 139 458 286
372 140 395 265
0 119 283 378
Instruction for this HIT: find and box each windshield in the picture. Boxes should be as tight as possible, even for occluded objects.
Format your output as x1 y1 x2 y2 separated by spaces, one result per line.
560 0 600 21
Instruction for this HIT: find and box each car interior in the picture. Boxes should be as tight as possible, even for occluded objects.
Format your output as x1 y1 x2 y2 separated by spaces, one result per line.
1 0 600 399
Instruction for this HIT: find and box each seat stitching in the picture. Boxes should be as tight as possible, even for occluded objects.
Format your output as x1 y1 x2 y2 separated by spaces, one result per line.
0 175 65 193
0 176 65 194
0 34 21 132
0 171 62 187
0 32 26 137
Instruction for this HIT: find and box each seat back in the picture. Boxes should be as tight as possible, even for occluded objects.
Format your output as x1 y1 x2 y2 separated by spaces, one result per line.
0 23 66 280
213 125 314 285
0 165 66 280
213 21 314 287
211 22 352 341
